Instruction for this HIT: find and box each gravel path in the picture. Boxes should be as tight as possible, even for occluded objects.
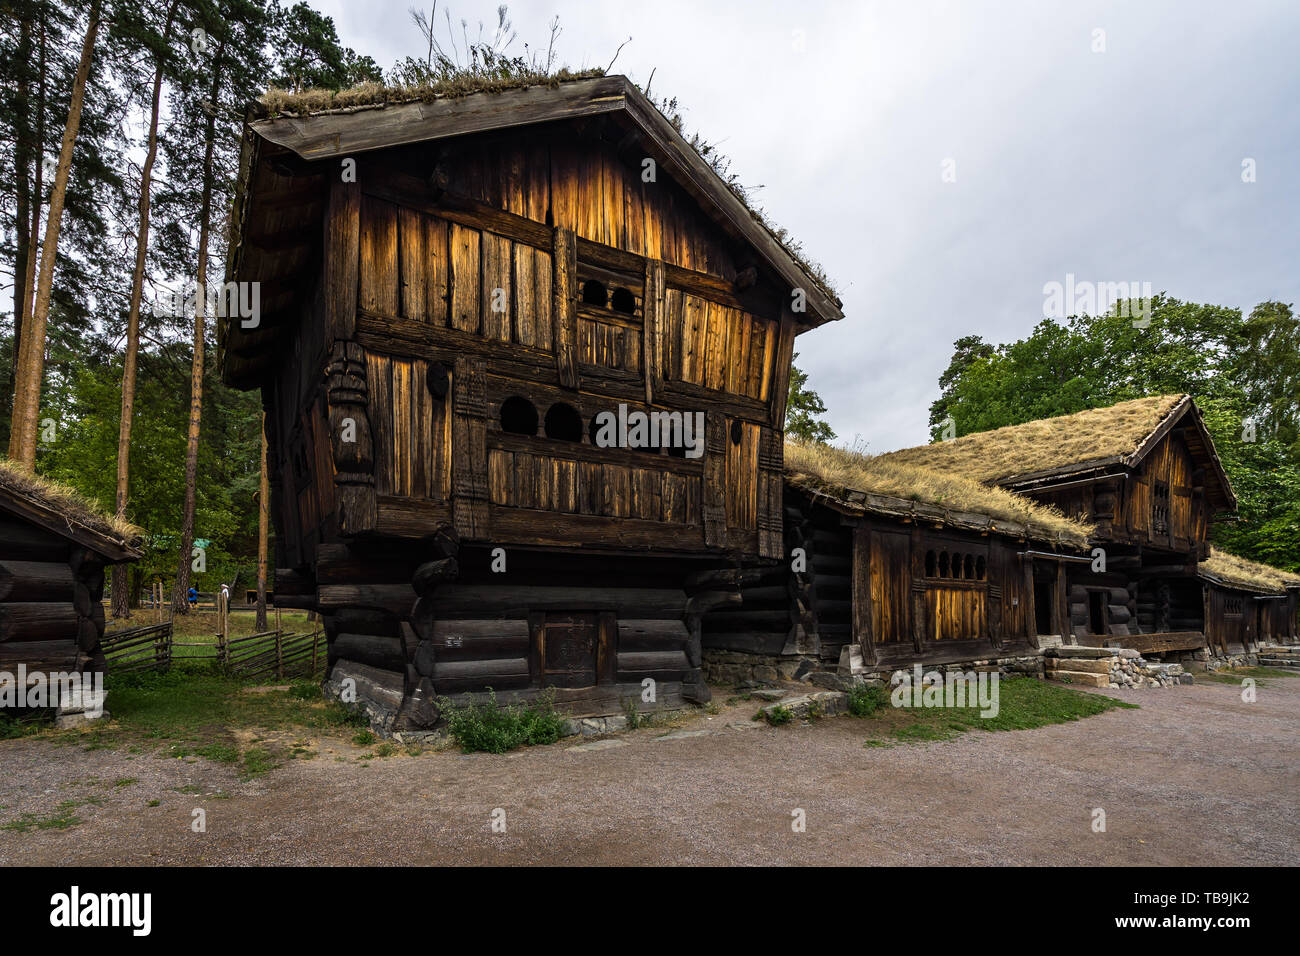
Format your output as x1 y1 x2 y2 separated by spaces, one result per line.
2 675 1296 866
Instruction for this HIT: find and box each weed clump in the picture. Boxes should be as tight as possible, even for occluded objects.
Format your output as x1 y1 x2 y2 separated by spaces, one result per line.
438 689 568 754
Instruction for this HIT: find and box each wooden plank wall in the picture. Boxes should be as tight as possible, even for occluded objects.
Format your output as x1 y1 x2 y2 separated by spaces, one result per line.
365 353 452 500
343 130 794 556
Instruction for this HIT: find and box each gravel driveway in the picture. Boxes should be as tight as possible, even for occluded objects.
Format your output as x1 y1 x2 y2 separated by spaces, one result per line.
2 675 1296 866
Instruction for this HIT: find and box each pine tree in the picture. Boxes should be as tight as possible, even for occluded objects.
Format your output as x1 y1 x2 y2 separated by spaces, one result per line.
8 0 104 468
785 353 835 444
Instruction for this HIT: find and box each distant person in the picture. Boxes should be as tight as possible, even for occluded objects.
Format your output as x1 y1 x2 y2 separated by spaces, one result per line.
188 586 198 607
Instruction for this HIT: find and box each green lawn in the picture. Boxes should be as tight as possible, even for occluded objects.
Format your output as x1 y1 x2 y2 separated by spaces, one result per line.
849 676 1138 746
1198 666 1300 686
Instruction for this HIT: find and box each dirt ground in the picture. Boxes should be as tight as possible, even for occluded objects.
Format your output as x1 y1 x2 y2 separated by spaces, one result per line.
2 675 1297 866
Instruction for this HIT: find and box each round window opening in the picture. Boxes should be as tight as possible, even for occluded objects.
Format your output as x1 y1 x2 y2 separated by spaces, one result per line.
610 287 637 314
544 402 584 442
500 396 538 436
582 279 607 307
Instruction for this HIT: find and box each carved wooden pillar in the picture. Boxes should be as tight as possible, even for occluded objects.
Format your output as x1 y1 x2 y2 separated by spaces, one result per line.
451 355 488 539
702 411 727 548
757 428 784 559
325 340 375 535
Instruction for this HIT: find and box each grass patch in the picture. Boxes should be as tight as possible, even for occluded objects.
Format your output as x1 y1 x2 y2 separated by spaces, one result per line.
0 712 49 739
858 676 1136 745
1 797 103 833
438 689 568 754
1200 666 1299 686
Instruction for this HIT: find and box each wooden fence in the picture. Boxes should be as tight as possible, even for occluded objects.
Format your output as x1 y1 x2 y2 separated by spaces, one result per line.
103 597 323 682
102 622 174 674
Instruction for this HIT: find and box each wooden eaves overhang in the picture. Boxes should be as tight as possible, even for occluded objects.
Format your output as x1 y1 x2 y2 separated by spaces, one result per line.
219 74 844 388
997 396 1238 514
0 487 143 564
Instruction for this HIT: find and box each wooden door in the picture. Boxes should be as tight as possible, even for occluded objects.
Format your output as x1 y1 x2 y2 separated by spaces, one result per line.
540 612 600 688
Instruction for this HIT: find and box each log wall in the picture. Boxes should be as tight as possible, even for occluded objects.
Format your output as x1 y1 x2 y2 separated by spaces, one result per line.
0 513 108 689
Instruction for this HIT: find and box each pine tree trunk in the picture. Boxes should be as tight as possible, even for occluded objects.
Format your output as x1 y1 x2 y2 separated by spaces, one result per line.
256 413 269 632
6 13 34 447
112 0 178 618
9 2 98 468
173 40 225 614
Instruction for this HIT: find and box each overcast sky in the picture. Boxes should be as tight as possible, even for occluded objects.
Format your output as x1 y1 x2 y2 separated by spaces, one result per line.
314 0 1300 453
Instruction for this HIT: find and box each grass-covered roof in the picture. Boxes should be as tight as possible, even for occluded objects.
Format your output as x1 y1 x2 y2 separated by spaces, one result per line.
0 457 143 557
1199 547 1300 595
784 440 1094 548
877 395 1188 486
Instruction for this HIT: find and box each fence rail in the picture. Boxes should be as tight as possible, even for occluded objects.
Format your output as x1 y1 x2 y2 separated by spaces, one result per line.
103 595 324 682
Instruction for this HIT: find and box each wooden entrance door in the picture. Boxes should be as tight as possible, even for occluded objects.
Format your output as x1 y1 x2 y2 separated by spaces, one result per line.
540 612 600 688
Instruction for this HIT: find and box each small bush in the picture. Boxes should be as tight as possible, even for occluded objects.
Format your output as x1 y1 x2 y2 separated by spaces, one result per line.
438 689 568 754
351 730 376 746
848 684 888 717
763 705 793 726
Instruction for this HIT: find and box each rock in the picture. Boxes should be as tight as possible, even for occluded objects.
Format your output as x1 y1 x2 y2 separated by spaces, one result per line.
652 730 715 742
810 671 853 692
751 688 787 701
568 738 629 752
757 691 849 721
55 710 110 729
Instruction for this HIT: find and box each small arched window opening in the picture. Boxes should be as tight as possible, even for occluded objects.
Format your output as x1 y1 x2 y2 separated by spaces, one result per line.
925 550 937 577
952 553 964 579
964 554 975 579
610 287 637 314
975 556 986 580
544 402 583 442
582 279 607 307
729 420 744 446
938 551 950 577
500 396 538 436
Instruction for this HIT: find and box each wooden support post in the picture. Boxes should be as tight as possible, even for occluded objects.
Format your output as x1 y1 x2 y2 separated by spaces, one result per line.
852 524 878 665
642 258 665 405
1022 554 1039 649
325 177 361 342
451 356 489 538
552 226 579 390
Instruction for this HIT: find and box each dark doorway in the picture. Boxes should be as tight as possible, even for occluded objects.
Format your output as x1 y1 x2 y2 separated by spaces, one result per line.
1034 580 1055 635
541 612 600 688
1089 591 1107 635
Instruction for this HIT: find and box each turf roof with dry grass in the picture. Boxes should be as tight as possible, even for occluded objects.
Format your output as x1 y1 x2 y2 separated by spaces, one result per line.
0 457 143 557
878 395 1189 486
1199 547 1300 595
257 70 603 118
784 440 1094 548
253 73 839 305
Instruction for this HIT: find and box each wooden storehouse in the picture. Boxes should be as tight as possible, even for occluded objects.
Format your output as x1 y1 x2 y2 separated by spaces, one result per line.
219 75 843 729
878 395 1243 657
704 394 1297 681
1197 549 1300 654
702 442 1095 677
0 461 142 702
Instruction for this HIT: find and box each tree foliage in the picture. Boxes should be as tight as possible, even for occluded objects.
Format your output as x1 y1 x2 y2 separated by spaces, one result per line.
931 297 1300 570
786 353 835 444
